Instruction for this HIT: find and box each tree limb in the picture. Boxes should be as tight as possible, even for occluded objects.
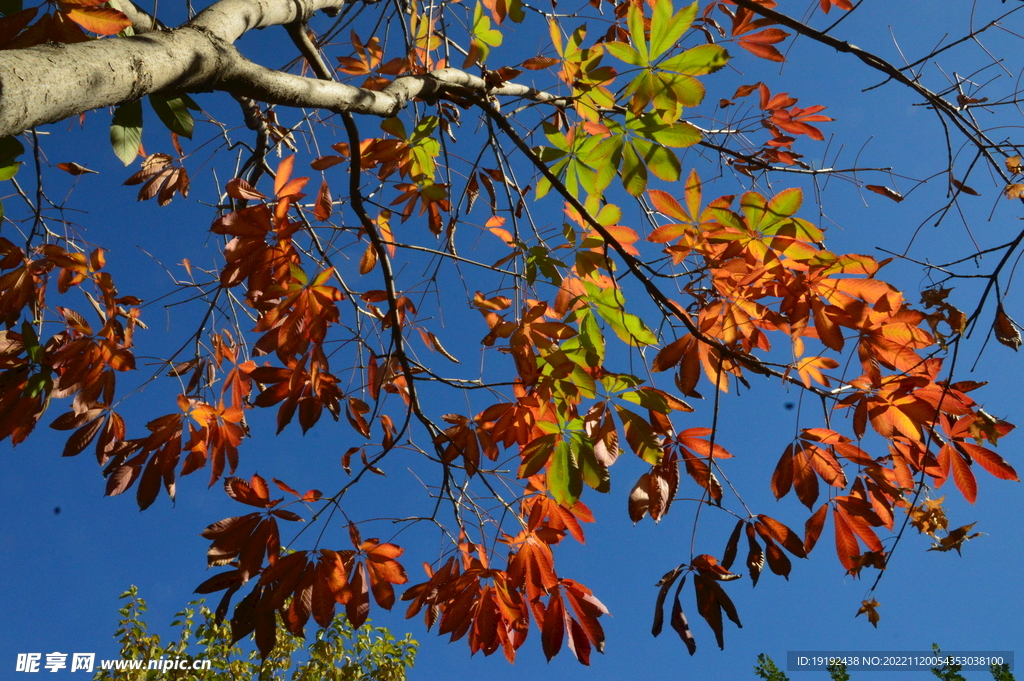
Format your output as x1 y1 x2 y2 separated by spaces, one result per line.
0 0 570 138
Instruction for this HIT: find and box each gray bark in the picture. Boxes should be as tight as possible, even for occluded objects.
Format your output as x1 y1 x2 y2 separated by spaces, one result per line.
0 0 565 138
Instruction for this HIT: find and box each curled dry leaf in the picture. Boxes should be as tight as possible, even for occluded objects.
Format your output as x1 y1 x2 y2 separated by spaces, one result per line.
56 162 98 175
856 598 880 628
951 179 979 196
865 185 904 202
993 304 1022 350
1005 184 1024 200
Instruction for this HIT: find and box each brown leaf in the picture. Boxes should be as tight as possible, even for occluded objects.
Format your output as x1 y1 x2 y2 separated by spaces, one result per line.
865 185 904 202
951 179 979 196
762 538 791 578
669 577 696 655
721 519 744 570
627 472 652 523
652 566 684 637
856 598 880 627
745 525 764 586
928 522 982 555
313 180 332 221
993 304 1021 350
520 56 559 70
1006 155 1022 175
56 162 98 175
1004 183 1024 200
62 416 105 457
226 177 266 200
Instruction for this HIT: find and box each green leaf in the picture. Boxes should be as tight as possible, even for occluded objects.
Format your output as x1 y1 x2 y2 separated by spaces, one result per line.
614 405 663 463
586 136 622 194
518 433 557 478
25 370 52 399
659 72 705 109
0 135 24 166
659 44 729 75
381 116 407 139
0 135 23 179
149 94 195 139
740 190 769 231
289 263 309 286
650 0 698 60
604 41 645 66
644 120 702 148
548 439 582 505
627 1 649 64
110 100 144 166
22 320 43 363
634 139 680 182
574 433 611 493
620 143 648 196
765 187 803 223
577 307 606 366
590 284 658 346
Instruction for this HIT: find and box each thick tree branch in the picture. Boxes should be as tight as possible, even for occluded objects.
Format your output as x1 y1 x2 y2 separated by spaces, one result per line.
0 0 569 138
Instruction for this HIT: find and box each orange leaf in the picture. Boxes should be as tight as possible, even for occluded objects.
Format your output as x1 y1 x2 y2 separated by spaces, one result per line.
65 6 130 34
314 180 332 221
949 447 978 504
359 243 378 275
832 507 859 572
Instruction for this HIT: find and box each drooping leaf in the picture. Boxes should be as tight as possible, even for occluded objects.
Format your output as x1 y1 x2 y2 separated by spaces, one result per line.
110 100 143 166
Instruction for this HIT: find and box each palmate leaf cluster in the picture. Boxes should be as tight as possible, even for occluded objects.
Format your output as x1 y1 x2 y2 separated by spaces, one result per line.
0 0 1023 667
95 585 417 680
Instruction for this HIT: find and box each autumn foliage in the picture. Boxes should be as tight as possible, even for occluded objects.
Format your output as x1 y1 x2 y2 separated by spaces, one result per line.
1 0 1022 665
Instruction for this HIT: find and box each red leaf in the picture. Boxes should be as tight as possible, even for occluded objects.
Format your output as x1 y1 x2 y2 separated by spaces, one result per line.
804 503 828 555
949 447 978 504
541 591 565 661
756 515 807 558
958 442 1019 481
345 562 371 629
721 519 744 570
225 475 271 507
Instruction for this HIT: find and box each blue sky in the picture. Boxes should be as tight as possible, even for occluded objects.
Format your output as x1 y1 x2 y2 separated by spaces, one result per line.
1 0 1023 679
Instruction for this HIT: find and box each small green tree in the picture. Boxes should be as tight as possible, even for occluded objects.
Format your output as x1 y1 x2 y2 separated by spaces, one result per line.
94 586 417 680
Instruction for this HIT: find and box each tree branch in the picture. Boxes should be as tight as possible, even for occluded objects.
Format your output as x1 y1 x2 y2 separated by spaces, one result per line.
0 0 570 138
